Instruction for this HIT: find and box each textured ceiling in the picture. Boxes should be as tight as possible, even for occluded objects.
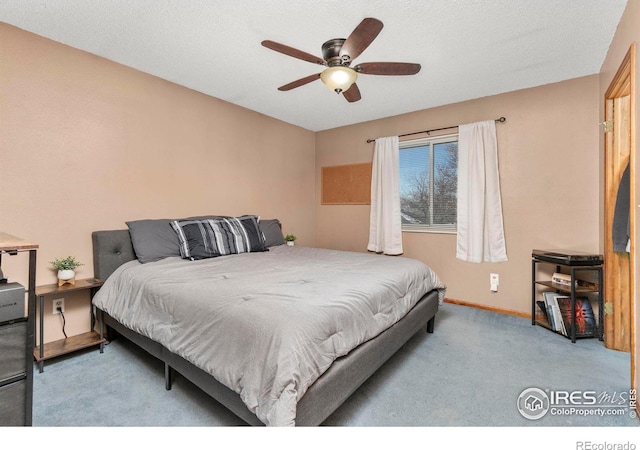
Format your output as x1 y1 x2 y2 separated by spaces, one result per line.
0 0 629 131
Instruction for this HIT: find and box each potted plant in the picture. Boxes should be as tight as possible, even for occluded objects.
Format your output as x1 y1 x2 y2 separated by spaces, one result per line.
51 256 83 286
284 234 297 246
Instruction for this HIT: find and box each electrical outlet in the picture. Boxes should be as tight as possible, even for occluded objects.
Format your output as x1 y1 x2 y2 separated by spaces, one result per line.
52 298 65 314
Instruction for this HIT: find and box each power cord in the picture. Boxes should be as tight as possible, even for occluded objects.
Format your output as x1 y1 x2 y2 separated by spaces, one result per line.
57 306 68 338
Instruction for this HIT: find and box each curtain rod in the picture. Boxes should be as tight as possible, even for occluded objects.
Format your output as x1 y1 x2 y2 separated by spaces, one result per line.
366 116 506 143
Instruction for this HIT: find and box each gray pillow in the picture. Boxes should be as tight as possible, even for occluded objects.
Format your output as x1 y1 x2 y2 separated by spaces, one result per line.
126 219 178 264
126 215 229 263
259 219 285 247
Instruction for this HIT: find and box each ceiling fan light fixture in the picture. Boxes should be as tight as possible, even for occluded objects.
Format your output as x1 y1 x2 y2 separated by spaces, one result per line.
263 18 418 102
320 66 358 93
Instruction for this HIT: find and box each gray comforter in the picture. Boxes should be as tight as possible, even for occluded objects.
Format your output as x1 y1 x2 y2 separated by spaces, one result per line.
92 245 446 426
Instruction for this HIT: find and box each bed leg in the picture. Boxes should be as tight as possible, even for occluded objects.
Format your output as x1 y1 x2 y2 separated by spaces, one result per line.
165 363 173 391
98 309 105 353
426 316 435 333
106 324 119 342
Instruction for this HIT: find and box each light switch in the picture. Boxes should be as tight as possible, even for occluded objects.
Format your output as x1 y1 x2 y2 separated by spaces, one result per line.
490 273 499 292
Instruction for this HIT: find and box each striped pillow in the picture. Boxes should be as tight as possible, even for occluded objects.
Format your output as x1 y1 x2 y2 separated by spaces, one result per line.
171 215 266 260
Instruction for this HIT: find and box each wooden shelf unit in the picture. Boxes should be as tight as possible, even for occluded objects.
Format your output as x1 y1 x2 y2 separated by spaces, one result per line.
34 331 104 361
531 253 604 343
34 278 105 373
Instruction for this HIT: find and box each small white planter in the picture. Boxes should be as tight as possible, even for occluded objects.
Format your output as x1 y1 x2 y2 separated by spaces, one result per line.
57 269 75 281
286 241 295 246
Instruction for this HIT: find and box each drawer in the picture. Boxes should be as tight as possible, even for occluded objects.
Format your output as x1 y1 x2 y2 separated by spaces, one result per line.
0 321 27 381
0 379 26 426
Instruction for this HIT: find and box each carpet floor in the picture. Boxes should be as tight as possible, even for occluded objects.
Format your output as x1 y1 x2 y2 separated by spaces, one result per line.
31 302 637 428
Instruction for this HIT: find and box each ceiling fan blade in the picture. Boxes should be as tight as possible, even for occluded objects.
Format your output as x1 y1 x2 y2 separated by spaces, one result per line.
261 40 326 66
342 83 361 103
355 62 421 76
339 18 383 61
278 73 321 91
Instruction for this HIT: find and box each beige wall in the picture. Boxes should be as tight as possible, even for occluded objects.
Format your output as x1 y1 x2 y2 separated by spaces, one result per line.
316 75 601 315
1 12 627 345
598 0 640 401
0 23 316 342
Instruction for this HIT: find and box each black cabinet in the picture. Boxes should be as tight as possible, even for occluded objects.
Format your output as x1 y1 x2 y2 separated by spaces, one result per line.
0 321 29 425
0 233 38 426
531 250 603 344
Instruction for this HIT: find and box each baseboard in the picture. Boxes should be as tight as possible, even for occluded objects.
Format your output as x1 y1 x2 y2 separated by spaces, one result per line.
443 297 530 319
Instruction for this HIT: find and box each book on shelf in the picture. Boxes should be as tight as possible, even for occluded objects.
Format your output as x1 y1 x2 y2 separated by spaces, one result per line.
542 291 566 335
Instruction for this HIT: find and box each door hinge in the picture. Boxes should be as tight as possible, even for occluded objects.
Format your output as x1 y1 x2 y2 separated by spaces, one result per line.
601 120 613 133
604 302 614 315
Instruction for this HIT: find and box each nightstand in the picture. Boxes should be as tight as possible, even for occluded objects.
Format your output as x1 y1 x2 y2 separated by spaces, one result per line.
33 278 105 373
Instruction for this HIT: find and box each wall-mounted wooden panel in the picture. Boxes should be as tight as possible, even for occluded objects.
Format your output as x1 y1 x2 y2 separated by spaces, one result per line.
321 163 372 205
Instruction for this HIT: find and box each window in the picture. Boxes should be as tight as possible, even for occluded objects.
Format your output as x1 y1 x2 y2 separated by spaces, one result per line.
399 134 458 233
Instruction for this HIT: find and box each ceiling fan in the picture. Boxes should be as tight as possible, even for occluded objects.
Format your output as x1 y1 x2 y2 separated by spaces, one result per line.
261 18 421 103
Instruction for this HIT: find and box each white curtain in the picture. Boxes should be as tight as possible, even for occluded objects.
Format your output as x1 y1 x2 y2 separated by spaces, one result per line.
367 136 403 255
456 120 508 263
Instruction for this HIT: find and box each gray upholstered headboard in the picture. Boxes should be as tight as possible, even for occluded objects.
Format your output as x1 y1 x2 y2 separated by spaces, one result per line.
91 230 136 281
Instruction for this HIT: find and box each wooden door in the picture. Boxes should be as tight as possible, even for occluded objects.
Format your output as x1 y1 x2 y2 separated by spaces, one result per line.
603 44 636 389
604 94 632 352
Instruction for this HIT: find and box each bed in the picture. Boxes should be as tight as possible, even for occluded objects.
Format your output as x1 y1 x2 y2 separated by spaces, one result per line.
90 216 446 426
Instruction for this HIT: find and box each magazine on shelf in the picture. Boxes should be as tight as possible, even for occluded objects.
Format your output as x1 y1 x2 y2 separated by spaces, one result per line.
555 296 597 337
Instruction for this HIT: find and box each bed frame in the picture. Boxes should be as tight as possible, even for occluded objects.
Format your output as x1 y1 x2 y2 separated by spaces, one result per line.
91 229 439 426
